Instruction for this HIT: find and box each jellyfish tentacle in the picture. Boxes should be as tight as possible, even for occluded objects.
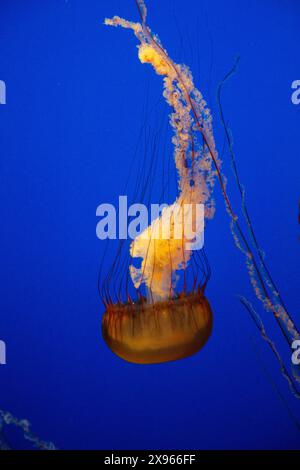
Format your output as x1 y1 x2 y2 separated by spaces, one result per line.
135 0 147 24
239 297 300 399
0 409 57 450
217 59 299 342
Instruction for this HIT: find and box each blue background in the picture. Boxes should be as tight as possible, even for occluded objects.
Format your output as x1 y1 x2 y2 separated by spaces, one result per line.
0 0 299 450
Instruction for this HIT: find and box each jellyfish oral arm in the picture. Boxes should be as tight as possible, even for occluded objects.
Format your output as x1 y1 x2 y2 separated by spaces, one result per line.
105 11 218 302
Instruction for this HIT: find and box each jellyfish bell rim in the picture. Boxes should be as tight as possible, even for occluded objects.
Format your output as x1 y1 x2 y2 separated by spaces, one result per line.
102 291 213 365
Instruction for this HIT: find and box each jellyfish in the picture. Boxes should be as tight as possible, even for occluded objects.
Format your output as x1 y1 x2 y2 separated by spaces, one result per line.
101 1 219 364
101 0 300 394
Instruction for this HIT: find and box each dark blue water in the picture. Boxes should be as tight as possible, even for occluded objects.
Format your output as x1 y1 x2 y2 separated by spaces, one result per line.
0 0 299 450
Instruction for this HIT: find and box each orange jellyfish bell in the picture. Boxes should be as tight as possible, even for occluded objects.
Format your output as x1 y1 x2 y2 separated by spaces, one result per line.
102 292 213 364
